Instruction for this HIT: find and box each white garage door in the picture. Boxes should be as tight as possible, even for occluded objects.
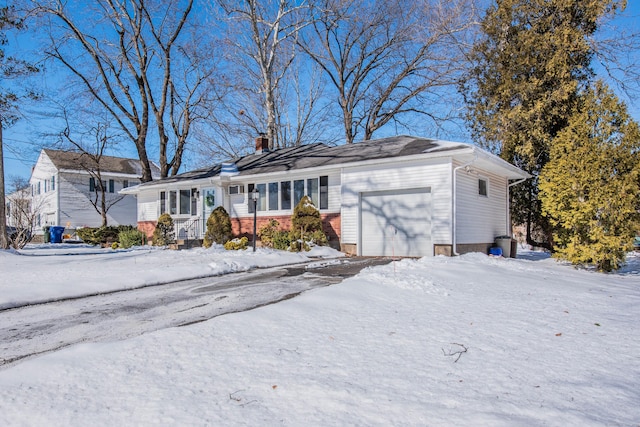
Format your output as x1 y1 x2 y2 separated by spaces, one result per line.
360 188 432 257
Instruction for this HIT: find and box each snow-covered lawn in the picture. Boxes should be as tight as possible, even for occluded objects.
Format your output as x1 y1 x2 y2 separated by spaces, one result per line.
0 244 638 426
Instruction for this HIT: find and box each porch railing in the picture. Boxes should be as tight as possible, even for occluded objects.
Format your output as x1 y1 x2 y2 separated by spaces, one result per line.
174 217 203 242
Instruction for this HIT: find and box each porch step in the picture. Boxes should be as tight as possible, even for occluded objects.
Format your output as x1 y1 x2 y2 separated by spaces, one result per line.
175 239 203 250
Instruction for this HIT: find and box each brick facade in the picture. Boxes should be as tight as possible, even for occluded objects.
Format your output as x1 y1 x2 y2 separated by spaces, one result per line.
138 213 342 248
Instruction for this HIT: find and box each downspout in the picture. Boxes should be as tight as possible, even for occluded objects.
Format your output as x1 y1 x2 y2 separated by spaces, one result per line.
452 152 478 256
506 177 528 237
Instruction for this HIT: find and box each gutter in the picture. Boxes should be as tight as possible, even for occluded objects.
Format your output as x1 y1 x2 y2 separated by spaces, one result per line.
452 151 478 256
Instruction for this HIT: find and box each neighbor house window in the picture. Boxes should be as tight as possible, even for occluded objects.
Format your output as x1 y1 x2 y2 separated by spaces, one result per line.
123 180 129 188
479 178 488 197
51 176 55 191
109 179 115 193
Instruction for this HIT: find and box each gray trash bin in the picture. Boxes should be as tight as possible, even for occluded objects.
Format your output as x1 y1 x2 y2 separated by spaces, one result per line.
494 236 512 258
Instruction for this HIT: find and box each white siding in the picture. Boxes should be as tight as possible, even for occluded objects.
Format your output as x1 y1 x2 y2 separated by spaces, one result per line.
455 164 508 243
58 171 138 228
138 190 160 222
341 158 452 246
30 153 59 228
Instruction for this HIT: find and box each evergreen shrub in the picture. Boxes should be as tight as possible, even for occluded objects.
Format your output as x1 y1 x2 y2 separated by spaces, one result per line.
153 214 175 246
224 236 249 250
259 219 291 251
118 228 146 249
289 195 327 251
203 206 232 248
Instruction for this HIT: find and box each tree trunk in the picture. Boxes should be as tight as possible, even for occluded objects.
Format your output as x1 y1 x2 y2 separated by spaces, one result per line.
0 121 10 249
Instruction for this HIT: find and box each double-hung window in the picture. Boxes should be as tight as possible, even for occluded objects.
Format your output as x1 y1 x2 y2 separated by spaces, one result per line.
249 175 329 212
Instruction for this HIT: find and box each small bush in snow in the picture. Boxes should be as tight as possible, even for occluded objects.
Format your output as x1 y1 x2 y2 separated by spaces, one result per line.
77 225 136 246
224 236 249 250
118 228 146 249
153 214 175 246
259 219 290 250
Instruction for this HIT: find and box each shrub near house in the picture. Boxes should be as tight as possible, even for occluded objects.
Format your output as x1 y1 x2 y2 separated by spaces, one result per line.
290 196 327 251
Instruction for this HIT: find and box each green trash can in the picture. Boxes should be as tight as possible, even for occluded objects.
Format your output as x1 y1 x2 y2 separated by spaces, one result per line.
43 226 51 243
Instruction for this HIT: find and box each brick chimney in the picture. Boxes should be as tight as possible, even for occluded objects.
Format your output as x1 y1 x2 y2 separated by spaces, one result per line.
255 134 269 154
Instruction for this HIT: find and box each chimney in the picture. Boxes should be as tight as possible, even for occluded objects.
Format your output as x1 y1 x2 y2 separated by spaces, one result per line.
255 133 269 154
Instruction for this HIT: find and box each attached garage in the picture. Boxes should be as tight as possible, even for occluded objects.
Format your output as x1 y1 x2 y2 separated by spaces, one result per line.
360 188 432 257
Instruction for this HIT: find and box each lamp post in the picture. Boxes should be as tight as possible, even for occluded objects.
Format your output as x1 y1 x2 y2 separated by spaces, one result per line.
251 188 259 252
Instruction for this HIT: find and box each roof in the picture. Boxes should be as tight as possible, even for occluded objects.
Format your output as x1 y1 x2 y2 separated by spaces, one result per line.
125 135 528 190
43 149 160 177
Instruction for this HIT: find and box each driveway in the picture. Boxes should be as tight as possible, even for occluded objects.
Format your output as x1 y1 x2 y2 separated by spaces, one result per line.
0 257 391 369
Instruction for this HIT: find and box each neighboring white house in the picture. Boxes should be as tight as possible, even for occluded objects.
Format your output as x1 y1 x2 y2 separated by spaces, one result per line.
30 149 160 234
121 135 530 257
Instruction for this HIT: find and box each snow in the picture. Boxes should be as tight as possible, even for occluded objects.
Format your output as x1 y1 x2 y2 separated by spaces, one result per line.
0 244 639 426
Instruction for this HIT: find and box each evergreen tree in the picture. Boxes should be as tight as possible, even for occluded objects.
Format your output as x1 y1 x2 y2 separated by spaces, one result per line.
539 82 640 271
152 213 175 246
461 0 624 248
203 206 232 248
290 195 326 251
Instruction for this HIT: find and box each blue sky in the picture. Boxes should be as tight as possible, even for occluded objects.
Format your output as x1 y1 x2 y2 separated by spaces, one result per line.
3 1 639 184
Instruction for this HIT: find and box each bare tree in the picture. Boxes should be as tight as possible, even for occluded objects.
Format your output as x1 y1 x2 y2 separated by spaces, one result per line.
58 113 127 227
299 0 478 143
32 0 214 180
217 0 312 149
5 175 41 249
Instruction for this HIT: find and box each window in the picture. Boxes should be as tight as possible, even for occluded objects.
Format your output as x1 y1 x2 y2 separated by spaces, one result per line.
191 188 198 215
179 189 191 214
37 181 41 195
169 190 177 215
319 175 328 209
51 176 55 191
307 178 319 206
280 181 291 210
229 185 244 195
268 182 278 210
123 180 129 188
257 183 266 211
248 175 330 213
293 179 305 207
160 191 166 214
479 178 488 197
248 183 267 213
109 179 115 193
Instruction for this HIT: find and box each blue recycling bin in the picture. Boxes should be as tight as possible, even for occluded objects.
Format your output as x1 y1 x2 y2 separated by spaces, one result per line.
49 226 65 244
